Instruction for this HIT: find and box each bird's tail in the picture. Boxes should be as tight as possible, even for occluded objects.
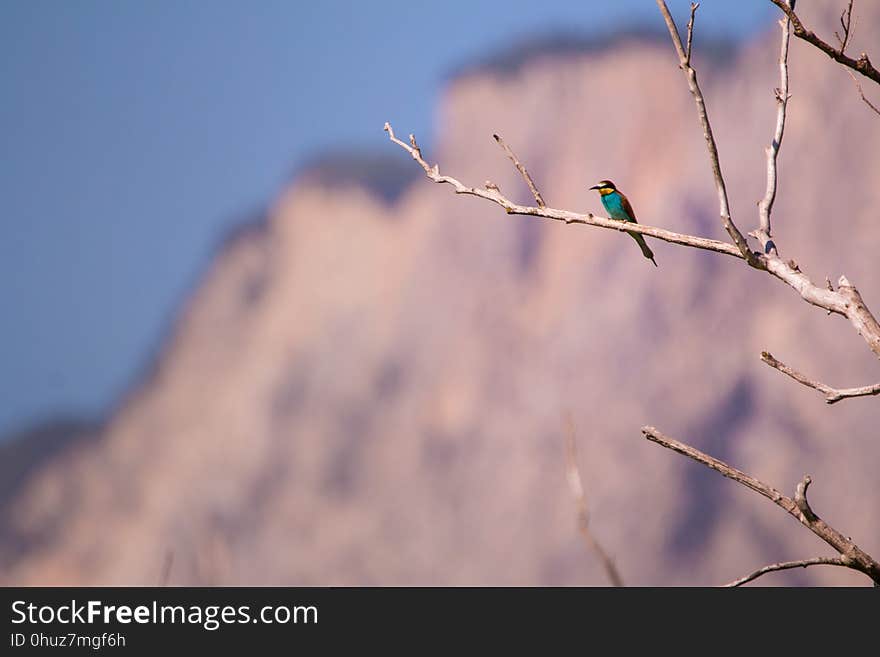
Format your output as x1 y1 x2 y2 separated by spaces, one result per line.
629 232 657 267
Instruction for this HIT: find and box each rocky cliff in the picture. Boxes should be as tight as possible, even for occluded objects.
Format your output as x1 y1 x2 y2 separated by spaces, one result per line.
3 2 879 585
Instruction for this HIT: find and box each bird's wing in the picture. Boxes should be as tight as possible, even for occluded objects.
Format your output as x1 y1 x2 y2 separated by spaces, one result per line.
620 193 638 223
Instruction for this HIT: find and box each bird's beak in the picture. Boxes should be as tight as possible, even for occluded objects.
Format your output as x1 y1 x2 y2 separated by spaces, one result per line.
589 184 600 190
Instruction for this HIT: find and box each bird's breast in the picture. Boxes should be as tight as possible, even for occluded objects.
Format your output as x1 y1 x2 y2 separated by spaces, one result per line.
601 192 628 220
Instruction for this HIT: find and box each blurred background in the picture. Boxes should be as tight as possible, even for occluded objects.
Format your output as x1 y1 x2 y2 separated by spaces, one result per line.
2 0 878 586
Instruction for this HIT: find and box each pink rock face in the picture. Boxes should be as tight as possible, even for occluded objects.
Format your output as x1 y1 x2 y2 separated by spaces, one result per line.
3 2 880 586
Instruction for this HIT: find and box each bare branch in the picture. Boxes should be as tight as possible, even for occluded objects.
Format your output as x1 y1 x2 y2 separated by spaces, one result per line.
386 122 880 365
753 3 793 256
657 1 880 365
768 0 880 85
762 266 880 362
564 417 624 587
641 426 880 584
795 474 817 521
685 3 699 66
761 351 880 403
847 70 880 117
493 133 545 207
723 557 847 587
384 122 742 258
836 276 880 358
655 1 758 266
833 0 854 53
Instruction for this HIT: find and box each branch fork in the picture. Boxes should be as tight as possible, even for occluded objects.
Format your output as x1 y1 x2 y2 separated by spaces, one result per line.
761 352 880 403
768 0 880 85
642 427 880 585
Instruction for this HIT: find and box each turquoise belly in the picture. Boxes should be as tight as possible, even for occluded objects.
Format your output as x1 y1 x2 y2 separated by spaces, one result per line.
601 192 632 222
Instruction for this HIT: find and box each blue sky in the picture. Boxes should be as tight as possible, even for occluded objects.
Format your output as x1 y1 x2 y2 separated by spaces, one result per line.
0 1 774 437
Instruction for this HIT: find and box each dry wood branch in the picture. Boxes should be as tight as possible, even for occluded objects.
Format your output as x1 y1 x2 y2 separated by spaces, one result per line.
795 474 817 521
758 269 880 364
834 0 854 53
753 4 793 256
385 121 880 368
656 1 758 266
564 418 624 587
656 2 880 368
685 2 699 66
768 0 880 85
641 426 880 584
847 70 880 116
836 276 880 358
761 351 880 403
493 133 545 207
383 122 742 258
723 557 847 587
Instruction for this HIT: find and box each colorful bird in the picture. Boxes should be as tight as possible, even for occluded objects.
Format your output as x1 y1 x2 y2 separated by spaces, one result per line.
589 180 657 266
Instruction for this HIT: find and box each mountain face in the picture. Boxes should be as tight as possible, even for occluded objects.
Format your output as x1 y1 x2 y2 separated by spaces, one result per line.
3 3 880 586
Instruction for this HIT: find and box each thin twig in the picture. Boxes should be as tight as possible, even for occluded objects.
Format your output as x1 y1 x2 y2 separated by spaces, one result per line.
685 3 699 66
655 1 758 266
768 0 880 85
493 133 545 207
723 557 847 587
564 417 624 587
753 2 792 256
641 426 880 584
833 0 854 54
847 70 880 117
795 474 817 521
761 351 880 403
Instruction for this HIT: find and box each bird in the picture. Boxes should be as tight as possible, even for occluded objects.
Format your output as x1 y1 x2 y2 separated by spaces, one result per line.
589 179 657 266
